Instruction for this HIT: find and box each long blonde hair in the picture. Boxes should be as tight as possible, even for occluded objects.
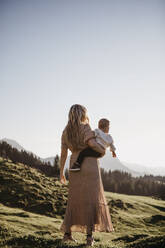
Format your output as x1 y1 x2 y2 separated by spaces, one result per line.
66 104 89 149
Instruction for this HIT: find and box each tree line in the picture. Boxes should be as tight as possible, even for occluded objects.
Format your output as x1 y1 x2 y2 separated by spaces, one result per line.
100 168 165 200
0 141 60 177
1 141 164 200
65 167 165 200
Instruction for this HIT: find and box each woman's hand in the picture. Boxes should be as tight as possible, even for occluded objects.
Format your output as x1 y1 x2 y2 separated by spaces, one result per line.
99 149 106 157
60 173 66 184
88 138 105 156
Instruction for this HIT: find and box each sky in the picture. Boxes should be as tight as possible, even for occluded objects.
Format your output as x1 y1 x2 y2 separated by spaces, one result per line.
0 0 165 167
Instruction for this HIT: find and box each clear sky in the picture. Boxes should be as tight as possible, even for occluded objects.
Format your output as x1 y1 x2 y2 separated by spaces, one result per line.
1 0 165 167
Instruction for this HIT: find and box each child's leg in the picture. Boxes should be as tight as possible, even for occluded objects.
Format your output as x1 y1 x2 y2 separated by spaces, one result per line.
76 147 102 167
70 147 103 171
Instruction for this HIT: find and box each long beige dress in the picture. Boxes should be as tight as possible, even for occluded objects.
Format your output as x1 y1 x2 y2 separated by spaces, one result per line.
60 123 114 233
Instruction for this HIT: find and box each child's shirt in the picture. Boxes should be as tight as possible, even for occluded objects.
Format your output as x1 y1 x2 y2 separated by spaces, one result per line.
94 128 116 152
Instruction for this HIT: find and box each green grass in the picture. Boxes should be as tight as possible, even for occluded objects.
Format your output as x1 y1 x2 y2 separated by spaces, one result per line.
0 157 68 218
0 157 165 248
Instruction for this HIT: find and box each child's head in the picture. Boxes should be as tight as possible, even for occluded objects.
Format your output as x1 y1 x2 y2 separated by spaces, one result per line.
98 118 110 133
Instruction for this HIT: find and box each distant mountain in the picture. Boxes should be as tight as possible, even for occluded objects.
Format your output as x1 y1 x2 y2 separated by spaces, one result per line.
0 138 55 162
123 162 151 175
1 138 165 177
0 138 28 152
148 166 165 176
40 156 55 165
41 154 141 176
123 162 165 177
99 153 142 177
43 155 165 177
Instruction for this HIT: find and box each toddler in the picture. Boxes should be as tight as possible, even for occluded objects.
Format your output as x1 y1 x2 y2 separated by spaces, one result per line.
69 118 116 172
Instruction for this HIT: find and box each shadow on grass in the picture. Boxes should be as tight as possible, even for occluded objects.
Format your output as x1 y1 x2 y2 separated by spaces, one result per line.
0 211 30 217
147 204 165 212
144 214 165 224
1 235 87 248
112 234 148 243
126 235 165 248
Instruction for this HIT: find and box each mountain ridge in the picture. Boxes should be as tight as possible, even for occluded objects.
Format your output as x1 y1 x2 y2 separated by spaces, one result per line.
1 138 164 177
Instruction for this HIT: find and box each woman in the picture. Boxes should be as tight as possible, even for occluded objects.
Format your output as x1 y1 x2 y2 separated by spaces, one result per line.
59 104 114 246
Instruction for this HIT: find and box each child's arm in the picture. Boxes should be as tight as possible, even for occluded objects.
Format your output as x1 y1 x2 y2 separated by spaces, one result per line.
110 143 116 152
111 150 117 157
110 144 117 157
108 134 117 157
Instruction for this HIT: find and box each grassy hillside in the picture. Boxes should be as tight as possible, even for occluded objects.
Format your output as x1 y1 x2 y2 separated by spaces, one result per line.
0 157 68 218
0 157 165 248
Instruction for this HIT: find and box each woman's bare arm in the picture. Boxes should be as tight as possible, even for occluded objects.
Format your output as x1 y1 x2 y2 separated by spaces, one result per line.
60 147 68 183
88 138 105 156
